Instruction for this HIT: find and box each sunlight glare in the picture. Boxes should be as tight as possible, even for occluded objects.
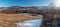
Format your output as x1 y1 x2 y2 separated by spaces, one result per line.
54 0 60 7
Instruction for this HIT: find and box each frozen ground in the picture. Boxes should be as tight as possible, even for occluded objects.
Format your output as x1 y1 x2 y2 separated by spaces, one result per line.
16 18 43 27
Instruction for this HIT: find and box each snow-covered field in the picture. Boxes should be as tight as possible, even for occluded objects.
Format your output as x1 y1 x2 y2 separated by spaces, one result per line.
16 19 43 27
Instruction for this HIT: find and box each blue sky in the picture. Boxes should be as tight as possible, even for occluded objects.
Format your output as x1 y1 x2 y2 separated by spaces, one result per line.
0 0 53 7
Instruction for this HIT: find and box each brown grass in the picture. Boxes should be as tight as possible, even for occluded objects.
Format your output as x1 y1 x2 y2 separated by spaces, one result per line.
0 13 41 27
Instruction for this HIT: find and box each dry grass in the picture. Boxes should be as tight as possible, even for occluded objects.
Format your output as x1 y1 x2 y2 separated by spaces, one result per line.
0 13 41 27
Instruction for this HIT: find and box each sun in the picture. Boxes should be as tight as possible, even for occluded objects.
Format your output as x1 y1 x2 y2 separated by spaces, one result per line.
54 0 60 7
